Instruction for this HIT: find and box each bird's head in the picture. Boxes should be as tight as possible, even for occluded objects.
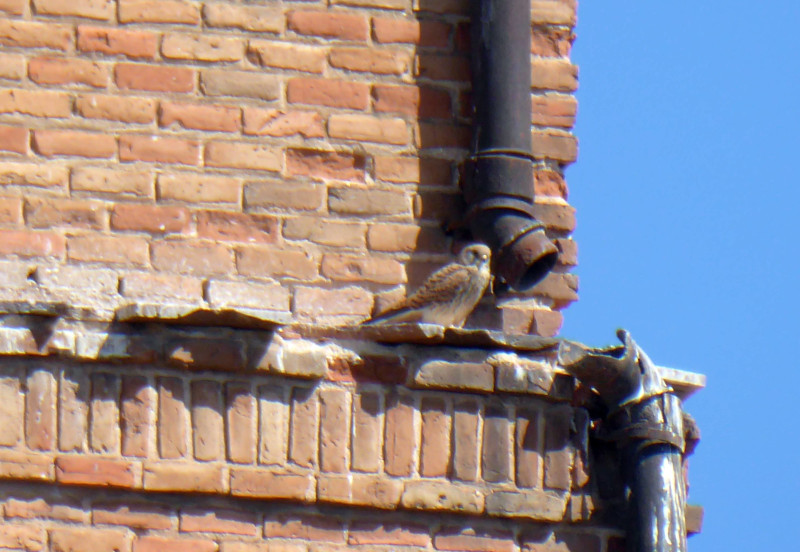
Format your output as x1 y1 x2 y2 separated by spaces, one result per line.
459 243 491 269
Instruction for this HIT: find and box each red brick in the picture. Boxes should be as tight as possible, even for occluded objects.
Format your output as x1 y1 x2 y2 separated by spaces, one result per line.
181 509 257 536
243 108 324 139
205 142 281 172
160 102 240 132
72 167 154 198
453 399 480 481
55 456 137 487
202 2 283 33
373 84 451 119
29 56 108 87
120 135 200 165
158 173 241 205
329 47 411 75
417 122 471 149
293 286 372 319
236 246 316 280
0 0 25 14
288 386 318 468
93 502 174 531
0 523 46 551
373 17 450 48
531 58 578 91
367 223 448 253
533 201 576 232
532 130 578 163
162 33 244 62
328 186 412 216
76 94 157 124
78 26 158 59
248 41 326 73
257 386 289 466
49 527 130 552
532 0 577 25
33 0 115 20
349 522 430 547
482 406 512 483
229 468 313 501
4 497 86 523
197 210 278 244
434 529 516 552
152 241 234 276
25 369 56 451
157 377 188 459
134 536 217 552
286 149 365 182
374 156 451 185
120 272 202 302
420 397 450 477
416 53 470 82
329 114 409 145
515 408 541 488
0 229 64 258
283 217 365 248
0 89 71 118
244 180 325 212
287 78 369 110
111 203 190 234
115 63 195 93
0 449 54 480
321 254 405 284
543 405 572 490
0 19 72 50
264 515 345 542
534 168 568 198
0 53 24 79
555 238 577 266
0 125 27 154
319 389 349 473
226 382 257 464
143 462 226 493
351 392 380 472
33 129 116 159
333 0 409 8
119 0 200 24
200 69 279 101
0 197 22 225
531 26 573 57
121 376 154 458
68 235 148 266
26 197 106 230
288 10 368 41
384 394 415 476
57 369 88 452
190 380 223 461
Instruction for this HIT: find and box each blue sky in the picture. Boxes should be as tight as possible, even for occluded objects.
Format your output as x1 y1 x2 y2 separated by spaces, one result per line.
562 1 800 549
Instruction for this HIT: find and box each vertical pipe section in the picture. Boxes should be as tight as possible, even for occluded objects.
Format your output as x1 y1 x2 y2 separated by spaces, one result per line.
464 0 559 291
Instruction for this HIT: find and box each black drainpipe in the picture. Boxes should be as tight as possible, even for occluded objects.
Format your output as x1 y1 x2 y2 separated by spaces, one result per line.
558 330 691 552
463 0 559 291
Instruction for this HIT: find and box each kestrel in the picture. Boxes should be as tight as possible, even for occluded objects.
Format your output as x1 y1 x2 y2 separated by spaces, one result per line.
366 243 492 328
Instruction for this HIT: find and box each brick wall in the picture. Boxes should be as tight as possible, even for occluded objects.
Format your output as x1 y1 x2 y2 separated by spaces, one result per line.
0 0 577 335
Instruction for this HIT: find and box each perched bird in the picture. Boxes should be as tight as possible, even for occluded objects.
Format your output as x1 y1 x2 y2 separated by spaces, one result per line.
366 243 491 328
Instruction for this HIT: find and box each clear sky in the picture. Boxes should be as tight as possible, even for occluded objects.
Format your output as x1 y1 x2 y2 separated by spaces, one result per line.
562 1 800 550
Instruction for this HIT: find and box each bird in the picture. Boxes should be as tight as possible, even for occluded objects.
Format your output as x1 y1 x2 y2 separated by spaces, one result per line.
365 243 492 328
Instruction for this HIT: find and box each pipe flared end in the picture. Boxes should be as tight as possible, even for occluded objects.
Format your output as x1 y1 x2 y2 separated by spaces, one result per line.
495 227 559 291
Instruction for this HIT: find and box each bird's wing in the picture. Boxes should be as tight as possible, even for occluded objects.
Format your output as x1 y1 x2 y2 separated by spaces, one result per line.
406 264 475 308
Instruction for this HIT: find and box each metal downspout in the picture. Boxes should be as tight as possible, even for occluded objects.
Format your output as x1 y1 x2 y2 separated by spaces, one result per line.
558 330 691 552
464 0 559 291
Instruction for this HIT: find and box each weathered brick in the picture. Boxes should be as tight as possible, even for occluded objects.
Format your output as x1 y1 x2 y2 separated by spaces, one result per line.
288 10 368 42
0 0 25 14
202 3 283 33
30 56 108 88
162 33 244 62
134 536 218 552
318 389 349 473
200 69 279 101
143 462 226 493
37 264 117 293
205 142 282 172
329 114 409 145
516 408 542 488
349 392 380 472
90 373 121 454
532 130 578 163
257 385 289 465
25 369 57 451
335 0 410 9
531 0 576 25
56 369 88 453
373 17 450 47
34 0 114 19
373 84 451 119
293 286 372 319
158 173 240 204
56 456 137 487
5 497 85 523
33 130 115 159
120 272 202 302
289 386 318 468
78 26 158 59
349 522 429 547
321 254 405 285
330 47 411 75
328 186 411 216
248 41 326 73
384 394 415 476
181 509 258 537
453 399 480 482
118 0 200 24
434 528 516 552
367 223 448 253
229 467 313 501
159 102 240 132
0 230 64 258
152 241 233 276
243 108 324 138
121 376 154 458
264 514 345 542
24 197 105 230
72 167 154 198
0 373 22 446
0 89 71 118
0 197 22 224
0 448 54 481
189 380 224 461
116 63 195 93
287 78 369 110
0 19 72 50
286 149 365 182
111 204 190 234
236 246 317 280
534 168 568 198
166 337 246 372
420 397 450 477
50 527 131 552
157 377 188 459
401 480 483 514
120 135 201 165
93 502 174 531
245 181 325 212
284 217 365 248
533 200 576 232
416 122 471 149
531 57 578 91
482 405 512 483
76 94 157 124
374 156 451 185
0 52 25 79
68 235 148 266
226 382 257 464
543 405 572 490
206 279 288 311
197 210 277 244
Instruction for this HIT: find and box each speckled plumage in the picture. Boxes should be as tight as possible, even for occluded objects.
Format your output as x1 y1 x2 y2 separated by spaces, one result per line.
366 244 491 328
